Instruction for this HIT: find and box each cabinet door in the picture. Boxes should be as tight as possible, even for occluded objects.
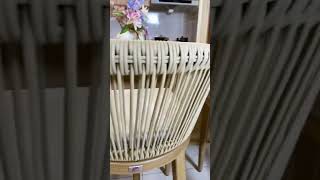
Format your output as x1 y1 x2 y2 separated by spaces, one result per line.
113 0 150 6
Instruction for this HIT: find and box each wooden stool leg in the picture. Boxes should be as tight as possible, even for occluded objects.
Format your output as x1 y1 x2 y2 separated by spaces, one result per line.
133 173 141 180
198 142 207 171
172 151 186 180
198 104 209 172
161 163 171 176
165 163 171 176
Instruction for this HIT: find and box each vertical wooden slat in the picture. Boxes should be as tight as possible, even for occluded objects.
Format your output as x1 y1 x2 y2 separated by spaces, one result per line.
6 46 35 180
84 41 108 180
213 8 261 169
76 0 90 42
212 0 320 179
254 25 320 180
149 70 167 154
99 18 109 179
250 27 297 179
267 49 320 180
0 1 8 42
89 0 103 41
179 70 210 142
84 44 100 179
37 46 49 180
45 85 64 180
1 1 109 180
0 158 4 180
217 1 286 179
214 0 241 36
45 0 59 42
30 0 45 43
104 7 110 178
63 8 86 180
247 25 312 180
21 8 45 180
0 49 23 180
92 41 108 180
235 24 312 180
239 27 289 178
2 0 20 41
196 0 211 43
211 9 241 140
129 65 135 159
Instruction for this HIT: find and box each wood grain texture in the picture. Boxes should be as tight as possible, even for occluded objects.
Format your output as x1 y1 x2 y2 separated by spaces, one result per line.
111 138 189 175
133 173 141 180
196 0 211 43
172 150 187 180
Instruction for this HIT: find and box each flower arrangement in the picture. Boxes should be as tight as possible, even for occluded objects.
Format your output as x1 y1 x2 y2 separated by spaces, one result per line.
111 0 149 40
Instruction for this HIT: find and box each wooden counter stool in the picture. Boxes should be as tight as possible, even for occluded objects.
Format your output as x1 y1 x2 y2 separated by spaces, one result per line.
110 40 210 179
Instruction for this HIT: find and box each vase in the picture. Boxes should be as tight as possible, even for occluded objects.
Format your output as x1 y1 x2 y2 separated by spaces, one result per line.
117 31 145 40
137 32 146 40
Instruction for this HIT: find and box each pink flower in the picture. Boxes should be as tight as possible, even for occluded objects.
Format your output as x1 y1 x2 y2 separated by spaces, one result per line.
126 10 142 30
141 6 149 16
126 10 141 22
111 0 148 39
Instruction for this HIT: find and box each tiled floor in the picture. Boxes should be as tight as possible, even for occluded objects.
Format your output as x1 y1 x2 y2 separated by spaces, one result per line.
111 143 210 180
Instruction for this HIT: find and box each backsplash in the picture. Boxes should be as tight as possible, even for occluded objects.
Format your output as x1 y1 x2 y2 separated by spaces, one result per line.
110 6 198 42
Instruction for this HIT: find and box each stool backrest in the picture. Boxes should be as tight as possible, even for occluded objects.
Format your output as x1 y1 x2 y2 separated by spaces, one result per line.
110 40 210 161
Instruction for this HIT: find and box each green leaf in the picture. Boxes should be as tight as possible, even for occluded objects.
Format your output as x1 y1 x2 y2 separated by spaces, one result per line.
120 26 130 34
112 12 124 17
127 24 134 29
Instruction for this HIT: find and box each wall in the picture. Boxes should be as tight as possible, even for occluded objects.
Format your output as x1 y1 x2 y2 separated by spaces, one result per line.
110 6 198 42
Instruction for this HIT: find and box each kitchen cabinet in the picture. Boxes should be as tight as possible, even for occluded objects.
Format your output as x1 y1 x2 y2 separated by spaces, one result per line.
113 0 150 6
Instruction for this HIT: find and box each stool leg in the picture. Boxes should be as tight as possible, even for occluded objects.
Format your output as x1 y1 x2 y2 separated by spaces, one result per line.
198 142 207 171
165 163 171 176
172 151 186 180
198 104 209 172
160 163 171 176
161 163 171 176
133 173 141 180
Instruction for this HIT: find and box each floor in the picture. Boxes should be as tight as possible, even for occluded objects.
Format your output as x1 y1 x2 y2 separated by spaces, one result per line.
111 143 210 180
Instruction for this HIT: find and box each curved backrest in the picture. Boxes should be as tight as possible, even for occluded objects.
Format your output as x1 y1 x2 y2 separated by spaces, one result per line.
110 40 210 161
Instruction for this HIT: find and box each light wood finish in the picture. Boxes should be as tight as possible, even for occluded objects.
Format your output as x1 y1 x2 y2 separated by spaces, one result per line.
172 151 187 180
198 98 210 171
113 0 150 6
110 40 210 179
188 97 210 172
133 174 141 180
163 164 171 176
198 117 209 171
111 138 189 175
190 98 210 143
196 0 211 43
160 163 171 176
